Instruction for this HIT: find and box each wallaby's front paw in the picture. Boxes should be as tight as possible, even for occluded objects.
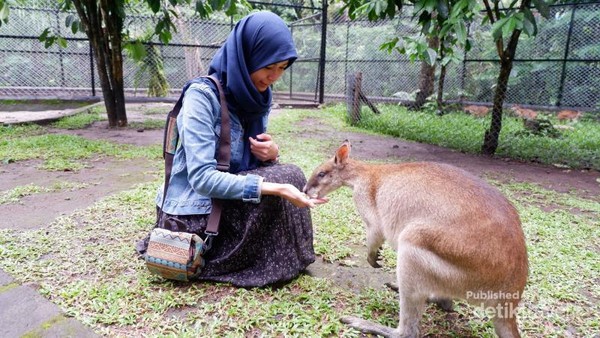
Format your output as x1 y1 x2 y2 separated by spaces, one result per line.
367 248 382 268
367 255 382 268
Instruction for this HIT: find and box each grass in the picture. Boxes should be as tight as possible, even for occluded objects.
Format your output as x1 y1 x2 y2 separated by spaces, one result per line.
0 106 598 336
0 133 160 171
0 181 89 204
346 103 600 170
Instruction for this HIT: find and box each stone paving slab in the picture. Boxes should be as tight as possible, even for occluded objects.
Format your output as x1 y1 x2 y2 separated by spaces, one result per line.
0 271 100 338
0 270 13 286
0 102 104 125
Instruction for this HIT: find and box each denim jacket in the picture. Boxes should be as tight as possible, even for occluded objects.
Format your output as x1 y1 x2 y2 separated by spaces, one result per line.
156 81 267 215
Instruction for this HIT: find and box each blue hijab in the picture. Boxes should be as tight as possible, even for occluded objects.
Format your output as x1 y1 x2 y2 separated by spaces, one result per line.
208 11 298 172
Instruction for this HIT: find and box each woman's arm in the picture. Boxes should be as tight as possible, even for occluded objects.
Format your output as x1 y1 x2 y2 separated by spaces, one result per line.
260 181 327 208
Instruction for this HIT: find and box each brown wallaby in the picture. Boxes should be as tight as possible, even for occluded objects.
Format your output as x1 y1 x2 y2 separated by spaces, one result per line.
463 105 489 117
557 109 582 122
511 105 538 120
303 140 528 338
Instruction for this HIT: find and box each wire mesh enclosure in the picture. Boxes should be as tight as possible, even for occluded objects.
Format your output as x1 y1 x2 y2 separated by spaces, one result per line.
0 1 599 112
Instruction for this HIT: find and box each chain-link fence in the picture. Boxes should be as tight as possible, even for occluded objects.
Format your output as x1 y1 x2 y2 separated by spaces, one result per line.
322 2 600 111
0 4 235 100
1 2 599 112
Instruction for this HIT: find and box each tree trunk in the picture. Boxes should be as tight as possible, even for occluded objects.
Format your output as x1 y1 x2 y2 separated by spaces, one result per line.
72 0 127 127
105 6 127 127
481 32 523 155
436 36 446 115
436 64 447 115
414 35 439 109
482 59 512 155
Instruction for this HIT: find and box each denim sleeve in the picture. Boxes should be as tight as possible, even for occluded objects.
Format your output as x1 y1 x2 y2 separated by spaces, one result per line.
181 83 263 203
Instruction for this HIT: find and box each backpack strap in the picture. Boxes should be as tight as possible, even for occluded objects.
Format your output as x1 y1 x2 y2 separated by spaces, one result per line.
160 75 231 241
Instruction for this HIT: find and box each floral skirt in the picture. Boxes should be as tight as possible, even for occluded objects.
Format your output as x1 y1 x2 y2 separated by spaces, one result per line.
136 163 315 288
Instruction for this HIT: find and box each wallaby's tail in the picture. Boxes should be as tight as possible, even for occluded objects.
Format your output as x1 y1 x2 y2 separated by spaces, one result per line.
341 316 400 338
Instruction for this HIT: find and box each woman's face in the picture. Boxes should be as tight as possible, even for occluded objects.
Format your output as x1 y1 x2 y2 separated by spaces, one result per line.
250 60 289 92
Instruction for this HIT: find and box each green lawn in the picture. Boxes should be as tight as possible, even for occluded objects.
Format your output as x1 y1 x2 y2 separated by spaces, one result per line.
0 107 598 337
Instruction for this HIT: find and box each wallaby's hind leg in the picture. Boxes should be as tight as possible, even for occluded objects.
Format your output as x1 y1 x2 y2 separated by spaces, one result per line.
396 291 427 337
493 310 521 338
386 283 454 312
340 291 426 338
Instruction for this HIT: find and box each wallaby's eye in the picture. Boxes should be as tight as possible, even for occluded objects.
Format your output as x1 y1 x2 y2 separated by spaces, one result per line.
318 171 327 178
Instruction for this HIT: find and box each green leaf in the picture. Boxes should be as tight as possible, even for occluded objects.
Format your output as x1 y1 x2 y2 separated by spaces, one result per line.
503 17 516 37
210 0 222 11
438 20 451 37
491 17 509 40
531 0 550 18
159 30 172 44
146 0 161 13
66 14 79 34
65 13 74 27
413 0 425 15
155 20 164 35
379 37 399 53
57 37 67 48
455 21 467 43
423 47 437 65
522 8 538 36
465 39 472 52
0 2 10 22
436 0 449 19
44 36 55 48
127 41 146 61
195 0 209 18
39 28 50 42
424 0 437 13
224 0 237 16
385 0 397 18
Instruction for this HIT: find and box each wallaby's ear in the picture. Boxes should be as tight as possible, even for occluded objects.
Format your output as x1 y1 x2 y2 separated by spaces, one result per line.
335 140 351 165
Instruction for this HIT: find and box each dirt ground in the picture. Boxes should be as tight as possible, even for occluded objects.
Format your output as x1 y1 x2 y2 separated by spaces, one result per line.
1 102 599 291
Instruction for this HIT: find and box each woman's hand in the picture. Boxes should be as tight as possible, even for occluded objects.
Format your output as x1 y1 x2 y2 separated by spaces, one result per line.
261 182 328 208
249 133 279 162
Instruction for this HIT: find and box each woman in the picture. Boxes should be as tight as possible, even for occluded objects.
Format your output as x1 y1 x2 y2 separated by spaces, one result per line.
136 11 325 287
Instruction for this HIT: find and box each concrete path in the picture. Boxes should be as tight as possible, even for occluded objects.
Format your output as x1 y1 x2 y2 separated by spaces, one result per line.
0 270 100 338
0 102 105 125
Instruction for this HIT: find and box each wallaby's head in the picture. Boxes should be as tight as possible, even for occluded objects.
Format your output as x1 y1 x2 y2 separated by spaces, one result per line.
303 140 352 199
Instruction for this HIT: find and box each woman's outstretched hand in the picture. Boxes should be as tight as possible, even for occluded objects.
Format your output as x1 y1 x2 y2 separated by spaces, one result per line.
250 133 279 162
261 182 328 208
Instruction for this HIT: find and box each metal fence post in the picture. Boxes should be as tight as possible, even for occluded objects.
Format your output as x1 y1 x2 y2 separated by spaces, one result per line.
556 3 577 107
55 8 66 88
318 0 328 104
344 19 350 97
290 24 294 98
89 41 96 97
460 22 471 106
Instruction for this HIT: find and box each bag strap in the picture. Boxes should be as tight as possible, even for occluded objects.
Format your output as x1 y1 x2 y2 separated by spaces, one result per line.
160 75 230 241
